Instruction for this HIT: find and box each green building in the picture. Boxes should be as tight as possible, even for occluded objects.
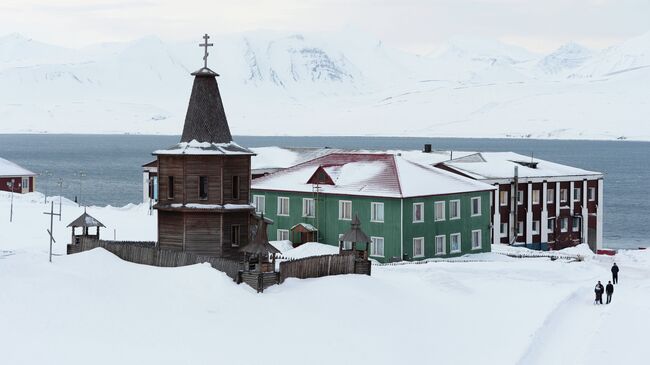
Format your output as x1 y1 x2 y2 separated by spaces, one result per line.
251 153 495 263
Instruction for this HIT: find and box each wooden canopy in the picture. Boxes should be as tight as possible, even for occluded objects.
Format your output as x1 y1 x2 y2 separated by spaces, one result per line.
340 214 370 244
239 218 280 256
67 212 105 229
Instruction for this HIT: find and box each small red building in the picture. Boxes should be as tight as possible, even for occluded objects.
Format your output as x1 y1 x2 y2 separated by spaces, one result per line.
0 157 36 194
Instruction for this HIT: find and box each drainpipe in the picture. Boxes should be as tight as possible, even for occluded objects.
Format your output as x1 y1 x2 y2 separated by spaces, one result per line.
400 199 404 260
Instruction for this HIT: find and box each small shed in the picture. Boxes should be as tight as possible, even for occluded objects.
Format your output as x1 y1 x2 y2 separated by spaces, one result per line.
68 211 105 245
290 222 318 246
339 214 370 260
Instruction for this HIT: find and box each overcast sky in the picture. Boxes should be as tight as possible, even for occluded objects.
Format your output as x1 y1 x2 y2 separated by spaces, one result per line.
1 0 648 53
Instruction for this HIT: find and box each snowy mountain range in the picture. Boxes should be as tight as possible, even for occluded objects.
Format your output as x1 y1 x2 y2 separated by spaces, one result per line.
0 30 649 140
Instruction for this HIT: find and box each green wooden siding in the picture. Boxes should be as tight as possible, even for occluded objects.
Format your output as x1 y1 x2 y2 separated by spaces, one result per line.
251 188 492 263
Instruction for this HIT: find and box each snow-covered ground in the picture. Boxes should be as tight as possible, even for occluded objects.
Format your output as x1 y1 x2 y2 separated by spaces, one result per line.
1 192 648 364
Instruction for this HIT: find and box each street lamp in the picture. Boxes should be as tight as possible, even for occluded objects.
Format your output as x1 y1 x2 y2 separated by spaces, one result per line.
75 170 86 207
42 170 52 204
6 180 14 222
57 178 64 221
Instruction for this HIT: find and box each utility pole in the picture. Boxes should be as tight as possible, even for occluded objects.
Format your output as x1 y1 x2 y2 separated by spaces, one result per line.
6 181 14 222
43 201 61 263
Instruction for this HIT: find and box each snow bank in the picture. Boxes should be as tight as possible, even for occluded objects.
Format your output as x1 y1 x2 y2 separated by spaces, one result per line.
281 242 340 259
270 240 294 253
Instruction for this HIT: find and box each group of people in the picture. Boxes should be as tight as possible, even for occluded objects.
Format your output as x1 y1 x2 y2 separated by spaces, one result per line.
594 263 619 305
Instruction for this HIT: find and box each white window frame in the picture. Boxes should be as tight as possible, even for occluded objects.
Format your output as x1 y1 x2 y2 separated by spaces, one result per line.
471 230 482 250
547 188 555 204
547 218 556 231
338 200 352 220
573 187 581 201
370 236 384 258
532 190 540 205
471 197 481 217
435 235 446 255
572 217 581 232
339 233 352 250
434 201 446 221
499 191 508 206
560 189 568 203
277 229 290 241
517 221 524 237
450 233 461 253
412 202 424 223
449 200 461 220
560 218 568 232
253 195 265 214
302 198 315 218
370 202 384 223
588 187 596 201
277 197 290 216
517 190 524 205
500 222 508 237
413 237 425 258
532 220 540 235
21 177 29 191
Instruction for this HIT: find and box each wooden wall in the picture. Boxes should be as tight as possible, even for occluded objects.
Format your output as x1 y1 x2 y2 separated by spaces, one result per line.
158 210 184 251
184 213 222 256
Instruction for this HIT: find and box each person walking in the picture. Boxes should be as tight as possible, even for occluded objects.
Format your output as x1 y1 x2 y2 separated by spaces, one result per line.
594 281 604 305
611 263 619 284
606 281 614 304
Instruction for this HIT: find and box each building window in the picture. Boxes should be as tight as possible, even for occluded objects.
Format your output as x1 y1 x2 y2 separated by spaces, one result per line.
277 197 290 216
500 223 508 237
370 237 384 257
517 221 524 236
199 176 208 200
532 190 540 205
21 177 29 191
572 217 581 232
548 218 556 231
434 201 446 221
413 203 424 223
232 176 240 199
413 237 425 258
449 200 461 220
253 195 265 214
517 190 524 205
547 188 555 204
450 233 461 253
371 202 384 222
532 220 540 235
573 187 581 201
471 197 481 216
435 235 446 255
167 176 174 199
560 218 568 232
231 225 240 247
302 198 315 218
560 189 568 203
338 234 352 250
277 229 290 241
471 230 482 250
500 191 508 206
339 200 352 220
588 187 596 201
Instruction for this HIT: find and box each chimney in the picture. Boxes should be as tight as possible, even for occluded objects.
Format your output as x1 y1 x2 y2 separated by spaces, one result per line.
423 144 432 153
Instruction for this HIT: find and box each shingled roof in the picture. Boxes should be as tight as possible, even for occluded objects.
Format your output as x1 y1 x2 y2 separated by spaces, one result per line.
179 67 233 144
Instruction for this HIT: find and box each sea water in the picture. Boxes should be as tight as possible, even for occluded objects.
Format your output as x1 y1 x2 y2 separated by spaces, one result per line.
0 134 647 249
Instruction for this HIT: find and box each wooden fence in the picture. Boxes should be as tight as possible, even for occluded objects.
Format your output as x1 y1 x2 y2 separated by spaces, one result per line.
279 254 369 283
67 238 243 280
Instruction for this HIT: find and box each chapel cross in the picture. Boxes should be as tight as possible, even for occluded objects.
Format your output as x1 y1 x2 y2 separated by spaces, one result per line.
200 33 214 68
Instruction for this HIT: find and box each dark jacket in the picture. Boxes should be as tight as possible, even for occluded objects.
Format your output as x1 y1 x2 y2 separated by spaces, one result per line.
606 284 614 294
612 265 619 274
595 284 604 294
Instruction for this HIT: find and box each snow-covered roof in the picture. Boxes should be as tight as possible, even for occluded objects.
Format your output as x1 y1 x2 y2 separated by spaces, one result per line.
0 157 36 178
438 152 602 182
250 146 475 171
153 140 254 156
252 153 495 199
